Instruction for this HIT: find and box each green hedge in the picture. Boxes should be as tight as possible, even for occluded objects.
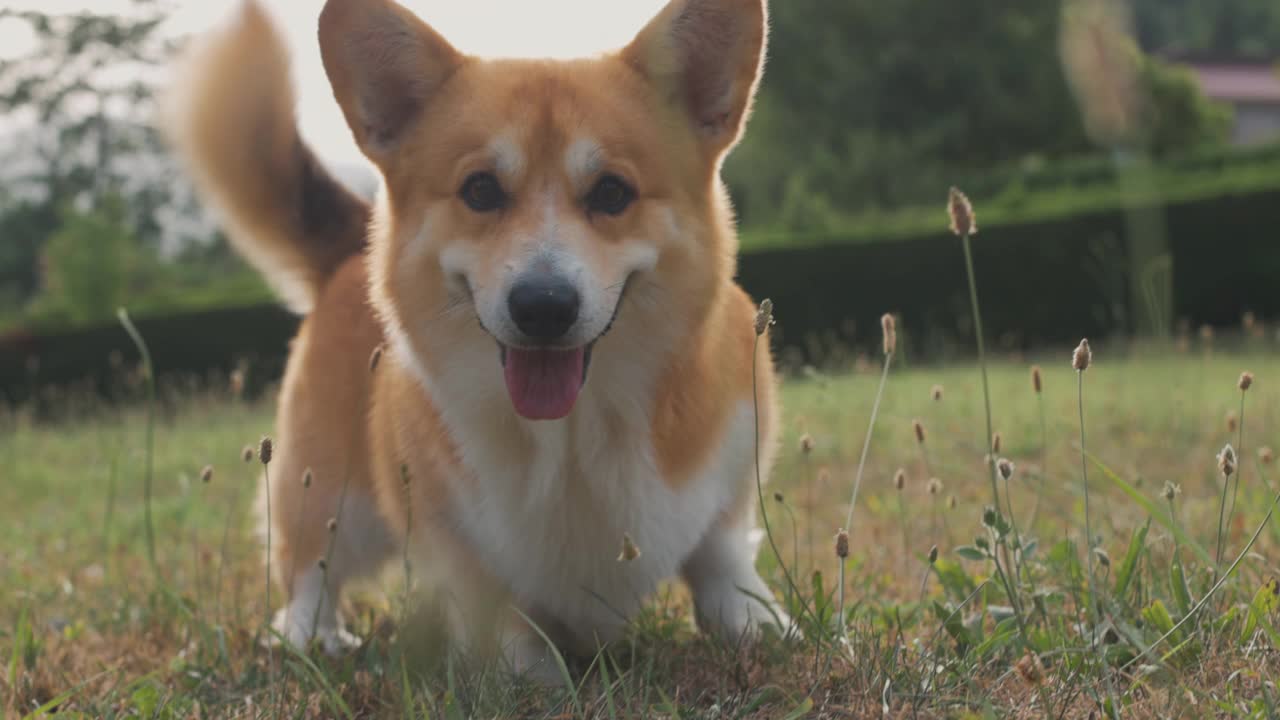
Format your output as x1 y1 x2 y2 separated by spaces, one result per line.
3 185 1278 401
739 186 1280 364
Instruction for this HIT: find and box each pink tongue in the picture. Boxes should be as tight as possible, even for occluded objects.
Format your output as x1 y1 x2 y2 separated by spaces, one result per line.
503 347 586 420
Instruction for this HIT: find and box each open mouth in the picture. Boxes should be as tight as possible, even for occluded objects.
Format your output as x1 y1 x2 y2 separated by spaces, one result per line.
498 343 594 421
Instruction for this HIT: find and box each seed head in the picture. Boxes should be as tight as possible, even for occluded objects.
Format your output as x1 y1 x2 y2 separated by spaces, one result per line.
1239 371 1254 392
1226 411 1239 434
817 467 831 485
1218 444 1237 478
799 433 815 455
947 494 958 510
258 437 273 465
982 505 998 528
617 533 641 562
317 558 328 571
302 468 313 489
1260 447 1275 465
1015 652 1046 687
241 445 255 463
991 432 1002 455
927 477 943 496
996 458 1015 481
912 419 927 445
369 344 384 373
200 465 214 484
1031 365 1043 394
229 369 246 398
881 313 897 355
947 187 977 237
893 468 907 491
327 517 338 533
835 529 849 559
400 463 411 487
931 384 944 402
1072 338 1092 371
1161 481 1181 501
1094 547 1111 568
754 299 775 337
773 491 784 503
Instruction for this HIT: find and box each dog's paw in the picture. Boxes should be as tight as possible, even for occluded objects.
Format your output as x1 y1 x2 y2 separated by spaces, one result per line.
269 608 361 656
694 582 795 644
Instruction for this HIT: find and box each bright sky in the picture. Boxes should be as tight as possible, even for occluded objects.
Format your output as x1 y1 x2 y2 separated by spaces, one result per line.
0 0 667 174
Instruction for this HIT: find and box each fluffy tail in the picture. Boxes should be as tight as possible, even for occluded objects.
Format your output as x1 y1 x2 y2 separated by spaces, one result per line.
163 1 370 314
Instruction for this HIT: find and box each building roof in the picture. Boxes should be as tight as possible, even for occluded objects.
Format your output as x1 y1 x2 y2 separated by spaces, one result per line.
1187 63 1280 104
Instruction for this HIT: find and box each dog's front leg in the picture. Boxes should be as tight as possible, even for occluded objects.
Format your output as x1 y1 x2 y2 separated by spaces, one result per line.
682 512 792 643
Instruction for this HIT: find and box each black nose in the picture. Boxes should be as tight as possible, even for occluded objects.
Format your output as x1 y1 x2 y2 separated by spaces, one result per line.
508 277 580 341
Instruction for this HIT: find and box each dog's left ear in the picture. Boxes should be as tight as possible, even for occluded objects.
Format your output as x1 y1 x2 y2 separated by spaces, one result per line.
623 0 767 156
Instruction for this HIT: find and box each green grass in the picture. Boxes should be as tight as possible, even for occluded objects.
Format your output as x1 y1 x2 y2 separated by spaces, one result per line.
4 343 1280 718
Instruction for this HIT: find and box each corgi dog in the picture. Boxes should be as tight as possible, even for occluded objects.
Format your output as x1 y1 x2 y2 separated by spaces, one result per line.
166 0 785 678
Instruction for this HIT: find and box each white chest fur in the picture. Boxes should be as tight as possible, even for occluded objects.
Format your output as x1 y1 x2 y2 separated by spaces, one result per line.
445 395 757 642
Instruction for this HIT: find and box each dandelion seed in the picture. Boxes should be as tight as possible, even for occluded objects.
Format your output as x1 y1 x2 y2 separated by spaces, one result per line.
1227 411 1239 433
241 445 254 463
947 187 976 236
327 517 337 534
302 468 313 489
947 494 958 510
199 465 213 484
1239 371 1254 392
894 468 907 491
258 437 273 465
1072 338 1092 371
799 433 815 455
617 533 641 562
835 529 849 559
1218 444 1237 478
1162 481 1181 501
991 432 1002 455
931 384 944 402
369 344 384 373
881 313 897 355
912 419 927 445
1260 447 1274 465
996 458 1015 481
928 478 943 496
1031 365 1043 394
1015 652 1046 687
754 299 774 337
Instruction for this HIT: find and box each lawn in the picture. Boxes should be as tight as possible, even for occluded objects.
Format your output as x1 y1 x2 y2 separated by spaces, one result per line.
3 341 1280 718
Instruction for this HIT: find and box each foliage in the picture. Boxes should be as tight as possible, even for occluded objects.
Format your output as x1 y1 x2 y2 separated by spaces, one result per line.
725 0 1238 232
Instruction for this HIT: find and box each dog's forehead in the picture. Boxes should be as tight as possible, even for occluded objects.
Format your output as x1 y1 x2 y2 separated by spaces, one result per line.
437 58 662 163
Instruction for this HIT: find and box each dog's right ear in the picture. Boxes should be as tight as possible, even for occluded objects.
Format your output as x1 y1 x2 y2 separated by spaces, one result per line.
319 0 461 161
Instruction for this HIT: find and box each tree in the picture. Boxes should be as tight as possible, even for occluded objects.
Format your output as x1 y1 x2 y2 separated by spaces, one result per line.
0 2 179 309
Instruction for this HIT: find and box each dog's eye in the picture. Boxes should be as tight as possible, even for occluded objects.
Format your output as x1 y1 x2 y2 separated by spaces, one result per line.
459 172 507 212
585 175 635 216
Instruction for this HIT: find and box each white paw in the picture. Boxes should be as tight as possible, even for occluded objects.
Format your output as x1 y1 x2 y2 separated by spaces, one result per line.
695 582 794 643
503 632 565 687
269 607 361 656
